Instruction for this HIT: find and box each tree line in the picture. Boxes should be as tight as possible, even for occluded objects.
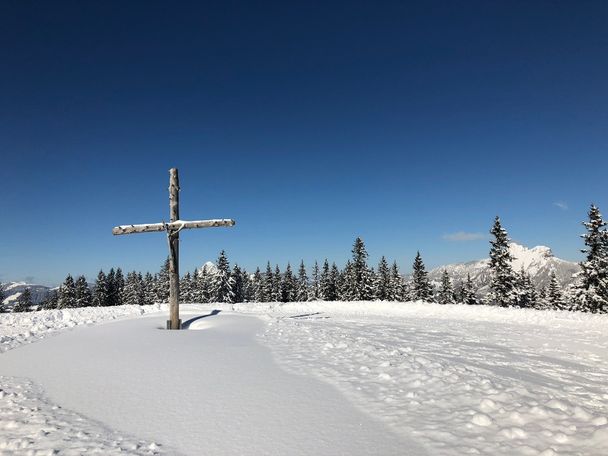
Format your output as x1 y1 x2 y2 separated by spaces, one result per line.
2 204 607 313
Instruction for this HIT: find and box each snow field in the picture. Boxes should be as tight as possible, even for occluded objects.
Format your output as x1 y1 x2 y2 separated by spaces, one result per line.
0 304 165 353
1 304 168 454
1 301 607 455
255 302 608 455
0 377 161 455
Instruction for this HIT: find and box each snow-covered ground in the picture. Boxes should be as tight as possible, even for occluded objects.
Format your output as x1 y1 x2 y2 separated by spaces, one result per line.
1 302 607 455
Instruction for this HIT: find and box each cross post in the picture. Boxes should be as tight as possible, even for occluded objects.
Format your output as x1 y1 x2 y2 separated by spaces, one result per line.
112 168 235 329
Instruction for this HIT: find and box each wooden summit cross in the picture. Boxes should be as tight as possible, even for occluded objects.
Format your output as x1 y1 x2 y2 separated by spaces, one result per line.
112 168 235 330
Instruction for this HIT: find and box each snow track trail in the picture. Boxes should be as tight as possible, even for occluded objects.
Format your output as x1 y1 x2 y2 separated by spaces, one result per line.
0 311 418 456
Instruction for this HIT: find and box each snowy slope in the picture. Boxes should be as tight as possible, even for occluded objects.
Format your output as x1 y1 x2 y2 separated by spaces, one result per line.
428 242 579 292
1 282 51 308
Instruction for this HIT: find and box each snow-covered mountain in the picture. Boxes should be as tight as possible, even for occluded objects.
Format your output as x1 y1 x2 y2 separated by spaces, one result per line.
198 261 218 276
1 282 52 308
428 242 579 293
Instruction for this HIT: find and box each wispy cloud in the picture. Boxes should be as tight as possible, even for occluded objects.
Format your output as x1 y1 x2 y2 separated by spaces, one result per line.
442 231 486 242
553 201 569 210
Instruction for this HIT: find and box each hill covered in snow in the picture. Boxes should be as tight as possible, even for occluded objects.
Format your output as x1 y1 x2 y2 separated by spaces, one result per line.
1 282 52 308
428 242 579 293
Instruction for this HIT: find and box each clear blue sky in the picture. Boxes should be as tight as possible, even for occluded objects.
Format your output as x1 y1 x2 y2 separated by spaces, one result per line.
1 1 607 286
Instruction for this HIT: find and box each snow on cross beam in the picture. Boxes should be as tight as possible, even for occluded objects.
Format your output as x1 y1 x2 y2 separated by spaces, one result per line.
112 219 235 235
112 168 236 330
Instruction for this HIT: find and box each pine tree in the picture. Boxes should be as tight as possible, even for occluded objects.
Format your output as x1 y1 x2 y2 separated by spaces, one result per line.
437 270 455 304
411 252 434 302
193 268 212 303
41 290 59 310
515 268 537 308
326 263 340 301
212 250 234 303
106 268 116 306
460 273 478 305
252 267 264 302
296 261 309 302
14 288 33 312
123 271 144 306
155 258 170 304
281 263 297 302
262 262 274 302
0 283 6 313
241 268 252 302
488 217 518 307
319 260 331 300
75 275 92 307
348 237 374 301
57 274 77 309
537 286 547 309
310 261 321 301
114 268 125 306
232 264 245 303
375 256 391 301
340 260 355 300
143 272 156 304
92 270 110 307
546 271 564 310
272 265 282 302
573 204 608 313
180 272 193 303
388 261 404 301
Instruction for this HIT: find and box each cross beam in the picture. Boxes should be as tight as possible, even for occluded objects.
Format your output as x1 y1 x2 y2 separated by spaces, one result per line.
112 168 236 330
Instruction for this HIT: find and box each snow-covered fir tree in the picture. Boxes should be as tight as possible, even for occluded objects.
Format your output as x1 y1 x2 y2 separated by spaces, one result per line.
325 263 340 301
14 287 33 312
143 272 156 305
155 259 170 304
261 262 273 302
460 273 478 305
41 289 58 310
281 263 297 302
241 268 253 302
232 264 245 303
375 256 391 301
388 261 404 301
573 204 608 313
123 271 144 306
0 283 6 313
212 250 234 303
75 275 92 307
92 270 109 307
57 274 77 309
411 252 434 302
515 268 537 308
252 267 264 302
546 270 564 310
193 267 212 303
113 268 125 306
272 265 282 302
537 286 547 308
344 237 374 301
310 261 321 301
296 261 309 302
488 217 518 307
319 260 331 300
437 270 455 304
180 272 194 303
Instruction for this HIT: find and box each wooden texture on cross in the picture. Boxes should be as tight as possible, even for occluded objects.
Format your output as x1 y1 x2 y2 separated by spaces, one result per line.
168 168 180 330
112 167 236 330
